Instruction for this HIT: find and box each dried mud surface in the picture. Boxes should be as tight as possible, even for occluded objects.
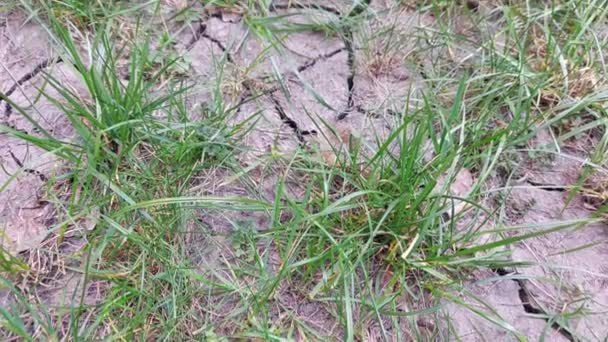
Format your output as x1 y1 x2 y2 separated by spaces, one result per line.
1 3 608 340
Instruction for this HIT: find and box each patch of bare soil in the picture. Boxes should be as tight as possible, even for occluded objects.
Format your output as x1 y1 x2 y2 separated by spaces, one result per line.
180 1 430 165
508 154 608 340
1 12 58 255
442 269 570 341
442 143 608 340
1 12 104 317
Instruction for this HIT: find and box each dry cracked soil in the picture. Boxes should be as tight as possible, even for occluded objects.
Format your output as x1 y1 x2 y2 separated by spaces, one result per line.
1 1 608 340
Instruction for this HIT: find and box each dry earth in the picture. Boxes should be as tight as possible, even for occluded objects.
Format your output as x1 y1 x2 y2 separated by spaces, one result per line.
1 1 608 340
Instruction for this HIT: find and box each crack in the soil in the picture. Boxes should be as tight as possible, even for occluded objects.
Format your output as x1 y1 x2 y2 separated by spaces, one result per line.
338 0 372 120
1 57 63 118
269 1 371 121
186 20 234 63
0 121 37 136
201 32 234 63
338 31 356 120
526 180 567 192
208 11 242 24
269 92 314 144
297 47 346 73
185 22 208 50
465 0 480 11
269 2 343 16
354 105 401 119
257 47 346 86
9 150 48 182
232 46 345 140
494 267 576 341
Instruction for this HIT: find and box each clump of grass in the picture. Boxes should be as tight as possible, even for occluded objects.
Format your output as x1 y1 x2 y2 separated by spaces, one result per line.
0 2 260 339
26 0 115 29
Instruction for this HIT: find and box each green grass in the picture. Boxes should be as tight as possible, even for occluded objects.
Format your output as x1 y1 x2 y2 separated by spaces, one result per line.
1 0 607 340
